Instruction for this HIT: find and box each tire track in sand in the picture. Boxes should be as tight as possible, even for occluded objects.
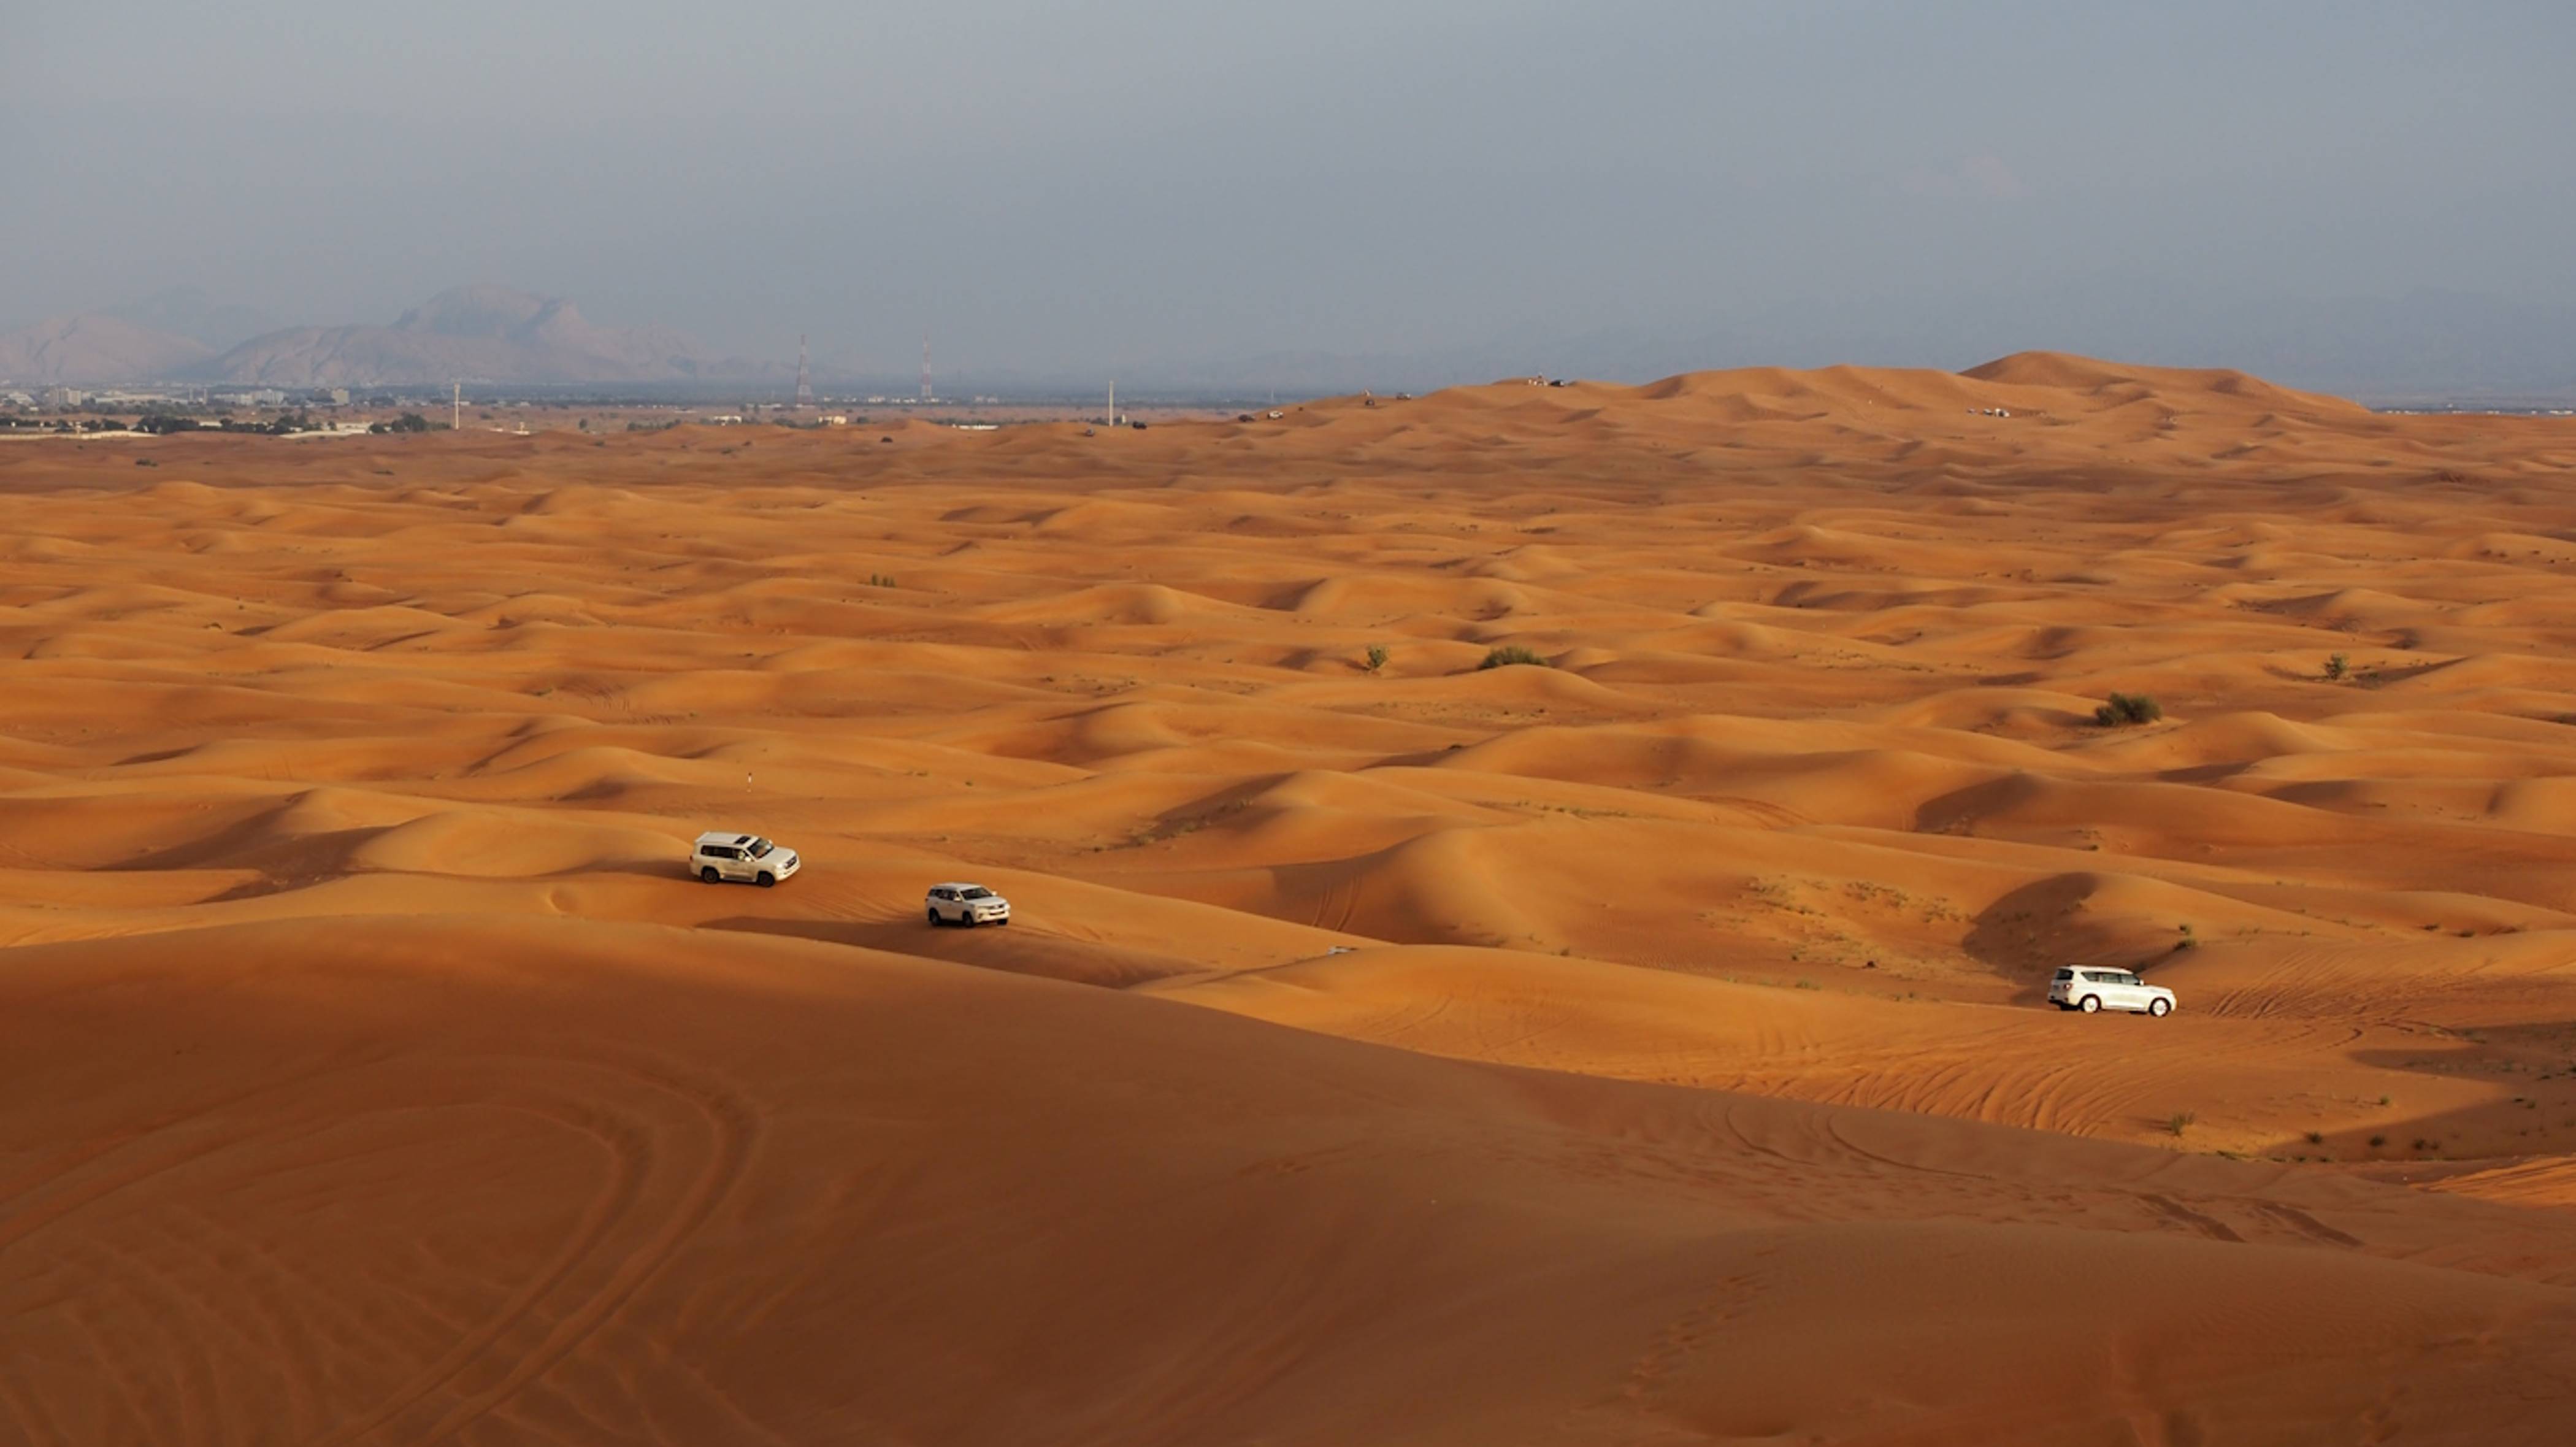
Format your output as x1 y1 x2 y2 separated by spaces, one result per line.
0 1048 763 1447
313 1050 762 1447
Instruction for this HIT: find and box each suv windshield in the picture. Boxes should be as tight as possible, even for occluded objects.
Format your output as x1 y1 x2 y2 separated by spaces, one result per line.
746 839 773 858
960 886 992 900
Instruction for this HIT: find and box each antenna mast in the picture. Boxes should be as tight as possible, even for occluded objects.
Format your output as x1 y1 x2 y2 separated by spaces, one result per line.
451 381 460 432
794 334 814 409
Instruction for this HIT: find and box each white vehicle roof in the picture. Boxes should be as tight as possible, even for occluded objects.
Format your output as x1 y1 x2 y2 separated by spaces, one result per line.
929 881 994 892
694 831 761 846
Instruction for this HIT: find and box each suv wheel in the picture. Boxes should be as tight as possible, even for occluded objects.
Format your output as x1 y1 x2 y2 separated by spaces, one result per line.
2079 996 2101 1013
927 907 941 926
2148 997 2171 1018
756 872 775 888
701 866 721 883
957 911 976 929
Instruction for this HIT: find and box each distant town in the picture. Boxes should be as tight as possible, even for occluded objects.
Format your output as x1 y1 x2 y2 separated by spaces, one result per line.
0 383 1273 440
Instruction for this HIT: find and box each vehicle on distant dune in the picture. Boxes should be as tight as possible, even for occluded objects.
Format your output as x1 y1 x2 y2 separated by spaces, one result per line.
692 831 800 887
2048 967 2175 1016
926 882 1010 927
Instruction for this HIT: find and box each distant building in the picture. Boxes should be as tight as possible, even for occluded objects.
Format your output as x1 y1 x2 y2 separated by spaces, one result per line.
40 386 85 409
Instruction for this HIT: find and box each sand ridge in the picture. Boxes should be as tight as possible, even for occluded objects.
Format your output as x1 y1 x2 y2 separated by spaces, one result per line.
7 353 2576 1439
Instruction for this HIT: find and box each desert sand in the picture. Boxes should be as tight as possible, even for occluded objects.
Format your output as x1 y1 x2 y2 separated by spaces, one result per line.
6 354 2576 1441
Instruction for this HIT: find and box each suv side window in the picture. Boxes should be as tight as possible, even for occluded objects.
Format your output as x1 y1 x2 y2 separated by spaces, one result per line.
711 846 737 860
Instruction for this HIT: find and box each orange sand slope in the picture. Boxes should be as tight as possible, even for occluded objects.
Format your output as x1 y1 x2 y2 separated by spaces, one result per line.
6 353 2576 1440
10 919 2576 1444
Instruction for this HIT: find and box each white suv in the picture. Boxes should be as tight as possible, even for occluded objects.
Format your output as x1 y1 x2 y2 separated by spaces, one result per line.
926 882 1010 927
2049 967 2175 1016
692 831 800 887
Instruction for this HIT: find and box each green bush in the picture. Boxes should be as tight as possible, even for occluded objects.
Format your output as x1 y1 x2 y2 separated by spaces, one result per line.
1477 645 1548 670
2093 692 2163 727
2325 653 2348 680
1363 644 1389 672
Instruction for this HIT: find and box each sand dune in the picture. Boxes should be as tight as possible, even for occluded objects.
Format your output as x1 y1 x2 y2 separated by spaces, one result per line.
11 919 2576 1445
7 355 2576 1439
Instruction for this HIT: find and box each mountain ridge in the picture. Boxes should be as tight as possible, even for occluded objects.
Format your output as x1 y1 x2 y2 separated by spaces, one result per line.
198 285 731 386
0 314 215 385
1 286 762 387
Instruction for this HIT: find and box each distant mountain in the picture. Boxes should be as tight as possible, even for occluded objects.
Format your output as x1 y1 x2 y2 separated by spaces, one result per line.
0 314 215 385
199 286 738 386
105 286 288 353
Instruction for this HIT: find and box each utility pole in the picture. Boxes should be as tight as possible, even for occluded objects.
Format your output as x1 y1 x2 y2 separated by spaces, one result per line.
451 382 460 432
1108 380 1115 425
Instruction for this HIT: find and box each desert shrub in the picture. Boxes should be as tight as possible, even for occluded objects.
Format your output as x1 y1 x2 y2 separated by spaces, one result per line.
2325 653 2348 680
2093 692 2163 727
2367 1134 2387 1148
2165 1111 2196 1137
1363 643 1389 672
2304 1130 2324 1145
1477 645 1548 670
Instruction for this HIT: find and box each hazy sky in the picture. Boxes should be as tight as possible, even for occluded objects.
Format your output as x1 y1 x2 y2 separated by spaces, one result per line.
10 1 2575 384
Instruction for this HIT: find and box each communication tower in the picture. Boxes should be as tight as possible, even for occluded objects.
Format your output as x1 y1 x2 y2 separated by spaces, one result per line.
919 333 933 403
794 335 814 409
